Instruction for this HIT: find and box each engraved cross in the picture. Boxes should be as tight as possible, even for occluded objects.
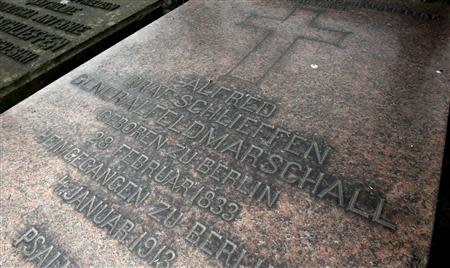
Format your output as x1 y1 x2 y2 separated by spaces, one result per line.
227 7 352 85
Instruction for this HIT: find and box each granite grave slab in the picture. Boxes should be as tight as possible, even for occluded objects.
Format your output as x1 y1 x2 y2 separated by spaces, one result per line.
0 0 162 112
1 0 449 267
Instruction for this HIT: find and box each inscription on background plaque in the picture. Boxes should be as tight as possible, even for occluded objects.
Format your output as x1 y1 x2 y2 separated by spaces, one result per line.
0 0 162 112
1 0 449 267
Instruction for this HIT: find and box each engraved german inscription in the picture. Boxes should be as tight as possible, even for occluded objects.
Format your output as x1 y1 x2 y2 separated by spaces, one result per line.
70 0 120 11
0 1 38 19
26 0 83 16
1 0 448 267
71 72 397 230
0 37 38 63
54 175 177 267
0 16 70 52
13 226 78 268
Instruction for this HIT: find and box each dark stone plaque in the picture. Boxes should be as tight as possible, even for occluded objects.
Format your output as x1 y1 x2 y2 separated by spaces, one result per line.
1 0 449 267
0 0 162 112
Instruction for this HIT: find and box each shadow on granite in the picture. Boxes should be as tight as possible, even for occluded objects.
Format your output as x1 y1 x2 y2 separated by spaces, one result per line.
428 111 450 267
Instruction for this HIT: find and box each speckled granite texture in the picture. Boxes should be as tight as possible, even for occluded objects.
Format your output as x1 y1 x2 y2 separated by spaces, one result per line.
1 0 449 267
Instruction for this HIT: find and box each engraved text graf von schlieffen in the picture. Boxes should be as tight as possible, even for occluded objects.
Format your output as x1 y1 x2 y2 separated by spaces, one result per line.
227 7 352 85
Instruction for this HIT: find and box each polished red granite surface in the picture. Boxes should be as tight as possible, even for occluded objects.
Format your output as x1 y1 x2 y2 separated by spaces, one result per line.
1 0 449 267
